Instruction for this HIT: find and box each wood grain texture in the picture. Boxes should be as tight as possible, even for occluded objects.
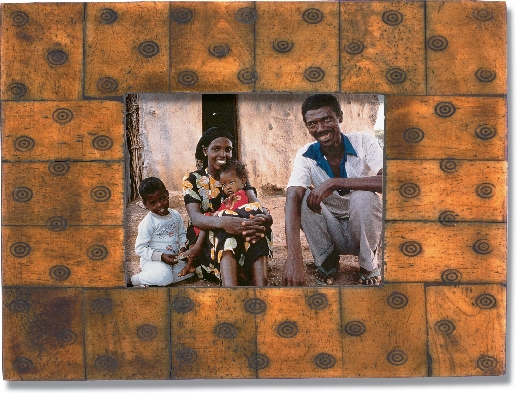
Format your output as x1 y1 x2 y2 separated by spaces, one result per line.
426 1 506 95
340 1 425 94
385 160 506 222
1 101 125 162
426 284 506 376
2 162 124 226
384 222 506 283
2 227 124 287
170 287 256 379
341 284 427 377
385 96 507 160
2 288 85 380
0 3 83 101
85 2 170 97
84 288 170 379
255 288 342 378
170 1 255 92
255 1 338 92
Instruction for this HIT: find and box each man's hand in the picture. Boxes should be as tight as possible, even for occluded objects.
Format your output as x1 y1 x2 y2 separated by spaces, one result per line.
306 180 337 213
282 254 306 286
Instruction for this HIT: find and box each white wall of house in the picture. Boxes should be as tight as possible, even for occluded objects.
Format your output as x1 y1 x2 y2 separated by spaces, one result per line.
138 93 380 192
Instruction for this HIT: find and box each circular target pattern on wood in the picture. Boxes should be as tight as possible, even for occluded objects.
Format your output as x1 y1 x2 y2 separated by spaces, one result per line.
475 68 496 83
272 39 294 54
385 68 406 84
307 293 328 310
176 348 198 364
99 8 118 24
386 292 408 309
96 77 119 94
13 357 34 373
248 353 270 370
91 135 113 151
214 322 238 339
55 328 77 346
90 186 112 202
386 349 408 366
172 296 195 313
472 239 492 255
11 11 29 26
87 245 109 261
95 355 117 371
440 158 459 174
46 49 68 66
49 265 71 281
477 355 498 372
277 321 298 338
434 319 455 335
48 161 70 176
441 269 462 283
45 216 68 232
427 36 448 51
208 43 230 58
399 183 420 199
10 242 31 258
171 7 193 23
52 108 74 124
178 70 199 87
434 102 456 118
344 321 366 336
399 241 422 257
475 183 495 199
235 7 257 24
137 324 158 341
14 135 35 152
237 68 258 84
475 294 497 309
138 41 160 58
302 8 324 24
12 187 33 203
314 352 336 369
244 298 266 314
472 8 494 22
438 211 457 226
343 40 365 55
304 67 325 83
382 10 403 26
91 298 113 314
9 299 30 313
475 124 497 140
9 82 28 99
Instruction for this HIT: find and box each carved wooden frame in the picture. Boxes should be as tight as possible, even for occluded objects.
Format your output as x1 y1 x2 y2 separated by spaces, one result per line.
1 0 507 380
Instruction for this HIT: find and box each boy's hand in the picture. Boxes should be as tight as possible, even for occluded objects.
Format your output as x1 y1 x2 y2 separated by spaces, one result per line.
161 254 178 265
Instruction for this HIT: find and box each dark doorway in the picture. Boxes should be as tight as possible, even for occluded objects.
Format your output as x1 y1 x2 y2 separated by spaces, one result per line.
201 94 238 158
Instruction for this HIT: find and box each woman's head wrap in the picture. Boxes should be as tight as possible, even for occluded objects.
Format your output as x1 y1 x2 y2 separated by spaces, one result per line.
195 126 235 169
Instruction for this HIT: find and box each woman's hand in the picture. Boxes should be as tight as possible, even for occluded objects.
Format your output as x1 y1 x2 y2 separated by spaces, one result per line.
161 254 178 265
241 214 271 243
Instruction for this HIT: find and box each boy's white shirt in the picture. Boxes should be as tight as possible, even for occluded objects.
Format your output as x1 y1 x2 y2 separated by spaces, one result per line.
135 208 187 265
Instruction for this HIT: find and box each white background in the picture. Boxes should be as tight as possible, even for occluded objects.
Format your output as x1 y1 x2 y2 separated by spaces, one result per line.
0 0 514 391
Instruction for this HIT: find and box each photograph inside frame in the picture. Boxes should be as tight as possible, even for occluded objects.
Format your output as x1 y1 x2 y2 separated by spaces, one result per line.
125 93 384 288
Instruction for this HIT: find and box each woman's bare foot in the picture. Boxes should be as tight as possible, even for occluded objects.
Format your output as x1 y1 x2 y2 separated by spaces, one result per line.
178 264 197 277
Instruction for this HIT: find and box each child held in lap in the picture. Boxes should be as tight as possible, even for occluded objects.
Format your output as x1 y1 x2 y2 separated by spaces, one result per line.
131 177 195 287
179 160 271 279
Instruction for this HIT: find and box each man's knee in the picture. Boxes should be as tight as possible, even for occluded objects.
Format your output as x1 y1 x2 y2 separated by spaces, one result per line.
349 191 382 216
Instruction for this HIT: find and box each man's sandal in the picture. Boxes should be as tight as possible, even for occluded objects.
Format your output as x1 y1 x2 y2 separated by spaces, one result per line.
357 268 382 286
315 265 339 286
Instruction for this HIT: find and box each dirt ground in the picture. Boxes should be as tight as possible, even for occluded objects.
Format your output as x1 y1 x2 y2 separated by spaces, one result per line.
125 191 378 287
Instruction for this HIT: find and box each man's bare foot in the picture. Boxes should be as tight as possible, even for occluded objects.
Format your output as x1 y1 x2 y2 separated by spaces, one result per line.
357 267 382 286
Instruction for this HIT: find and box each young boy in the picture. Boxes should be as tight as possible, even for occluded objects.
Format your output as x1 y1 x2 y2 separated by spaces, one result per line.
130 177 195 287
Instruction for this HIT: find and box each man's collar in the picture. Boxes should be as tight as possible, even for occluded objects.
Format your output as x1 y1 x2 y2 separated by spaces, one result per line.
302 133 357 161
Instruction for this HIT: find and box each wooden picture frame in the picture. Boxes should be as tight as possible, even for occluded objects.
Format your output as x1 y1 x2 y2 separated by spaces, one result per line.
1 0 507 380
